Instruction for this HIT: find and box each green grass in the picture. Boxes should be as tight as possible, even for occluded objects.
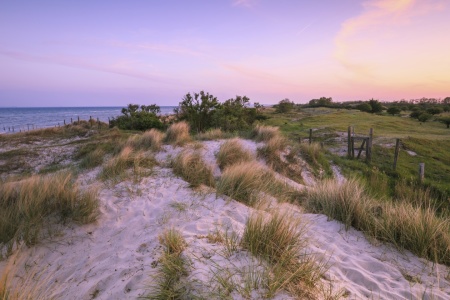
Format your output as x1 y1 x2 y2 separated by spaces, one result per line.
146 229 189 299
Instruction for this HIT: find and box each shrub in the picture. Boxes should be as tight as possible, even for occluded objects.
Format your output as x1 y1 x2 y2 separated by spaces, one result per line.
216 138 254 170
251 125 280 142
175 91 219 133
172 150 215 187
356 102 372 113
165 122 191 146
110 104 163 131
438 116 450 128
387 106 401 115
418 112 432 122
274 98 295 113
0 172 99 250
212 96 258 132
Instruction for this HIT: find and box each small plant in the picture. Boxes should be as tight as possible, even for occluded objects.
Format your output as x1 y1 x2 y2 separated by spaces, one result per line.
172 150 215 187
0 172 99 251
164 121 191 146
251 125 280 142
298 142 332 178
146 229 189 299
241 212 324 298
216 138 254 170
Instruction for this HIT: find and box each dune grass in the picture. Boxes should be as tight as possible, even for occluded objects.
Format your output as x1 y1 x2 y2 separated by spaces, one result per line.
216 161 296 205
196 128 228 141
127 129 165 152
0 172 99 253
298 142 332 178
165 121 191 146
304 178 450 266
99 146 156 182
216 138 254 170
146 229 189 299
172 150 215 188
241 212 325 298
251 125 280 142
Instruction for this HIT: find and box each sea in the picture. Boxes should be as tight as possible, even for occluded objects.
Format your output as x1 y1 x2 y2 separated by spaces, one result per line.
0 106 177 134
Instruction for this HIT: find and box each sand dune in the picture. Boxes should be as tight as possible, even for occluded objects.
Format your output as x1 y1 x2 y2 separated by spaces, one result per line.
1 138 449 299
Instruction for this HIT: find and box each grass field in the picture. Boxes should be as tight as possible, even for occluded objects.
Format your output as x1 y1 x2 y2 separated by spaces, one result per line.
260 107 450 209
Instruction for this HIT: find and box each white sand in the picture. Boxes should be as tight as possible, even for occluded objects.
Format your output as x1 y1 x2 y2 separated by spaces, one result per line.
1 138 449 299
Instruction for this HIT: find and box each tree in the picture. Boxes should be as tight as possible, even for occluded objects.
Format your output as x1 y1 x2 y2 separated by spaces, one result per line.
438 117 450 128
111 103 163 131
275 98 295 113
426 107 442 115
368 99 383 113
175 91 220 132
387 106 401 116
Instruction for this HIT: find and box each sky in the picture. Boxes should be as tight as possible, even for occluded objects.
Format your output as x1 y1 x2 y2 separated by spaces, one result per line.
0 0 449 107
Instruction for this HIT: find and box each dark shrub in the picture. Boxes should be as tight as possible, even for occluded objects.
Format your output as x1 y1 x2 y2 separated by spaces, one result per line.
110 104 163 131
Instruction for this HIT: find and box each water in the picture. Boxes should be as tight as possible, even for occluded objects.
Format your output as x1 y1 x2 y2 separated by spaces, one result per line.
0 106 177 134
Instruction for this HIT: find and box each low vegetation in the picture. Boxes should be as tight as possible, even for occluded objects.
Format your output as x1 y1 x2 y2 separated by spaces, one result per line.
164 121 191 146
127 129 165 152
172 150 215 187
304 179 450 266
99 146 156 182
216 138 254 170
109 104 163 131
0 172 99 253
298 142 332 178
251 125 280 142
195 128 227 140
146 229 189 299
241 212 325 298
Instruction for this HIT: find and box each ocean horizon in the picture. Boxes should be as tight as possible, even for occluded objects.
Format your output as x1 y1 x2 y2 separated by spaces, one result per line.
0 106 177 134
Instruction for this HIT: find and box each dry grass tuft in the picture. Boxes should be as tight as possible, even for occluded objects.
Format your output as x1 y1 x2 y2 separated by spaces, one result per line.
305 178 450 265
129 129 165 151
216 161 294 205
241 212 325 298
165 121 191 146
0 172 99 252
216 138 254 170
172 150 215 188
196 128 226 140
252 125 280 142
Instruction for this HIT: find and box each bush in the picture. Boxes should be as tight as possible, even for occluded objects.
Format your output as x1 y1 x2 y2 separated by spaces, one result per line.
356 102 372 113
216 138 254 170
387 106 401 115
274 99 295 113
212 96 258 131
110 104 163 131
175 91 219 133
418 112 432 122
438 116 450 128
165 122 191 146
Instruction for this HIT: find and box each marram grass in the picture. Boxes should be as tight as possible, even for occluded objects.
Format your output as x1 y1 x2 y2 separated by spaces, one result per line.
216 138 254 170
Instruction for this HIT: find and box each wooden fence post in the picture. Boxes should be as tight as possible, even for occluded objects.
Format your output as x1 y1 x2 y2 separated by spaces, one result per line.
347 126 352 158
419 163 425 183
366 128 373 162
309 129 312 145
393 138 400 170
78 116 80 123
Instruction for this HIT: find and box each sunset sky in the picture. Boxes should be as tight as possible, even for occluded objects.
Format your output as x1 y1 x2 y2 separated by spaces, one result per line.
1 0 449 107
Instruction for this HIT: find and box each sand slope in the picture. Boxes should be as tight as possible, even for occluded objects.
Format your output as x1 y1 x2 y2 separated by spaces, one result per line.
1 139 449 299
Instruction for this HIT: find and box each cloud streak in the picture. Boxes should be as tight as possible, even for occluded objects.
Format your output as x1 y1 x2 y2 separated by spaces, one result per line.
0 48 175 84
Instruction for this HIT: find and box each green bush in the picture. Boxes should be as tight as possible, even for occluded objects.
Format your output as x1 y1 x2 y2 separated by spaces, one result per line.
274 98 295 113
212 96 257 131
110 104 163 131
